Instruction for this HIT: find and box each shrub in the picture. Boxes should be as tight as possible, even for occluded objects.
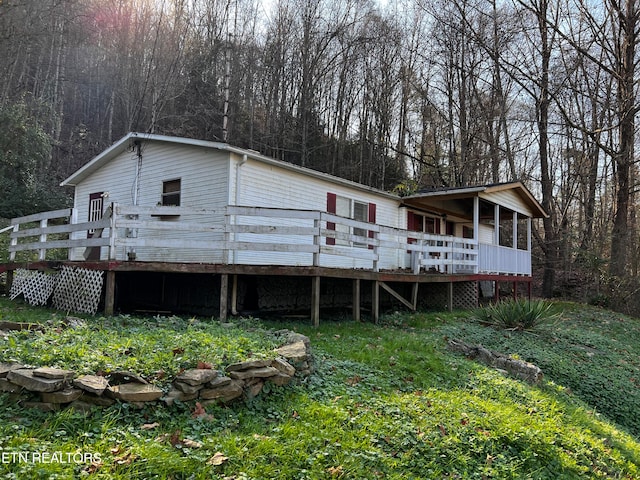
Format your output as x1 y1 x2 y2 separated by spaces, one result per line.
475 299 560 331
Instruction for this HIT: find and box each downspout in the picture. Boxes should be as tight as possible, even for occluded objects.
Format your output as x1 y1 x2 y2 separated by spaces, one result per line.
231 154 248 315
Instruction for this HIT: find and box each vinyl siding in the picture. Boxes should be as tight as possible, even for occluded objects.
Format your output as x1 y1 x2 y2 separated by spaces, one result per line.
71 142 229 262
230 156 403 269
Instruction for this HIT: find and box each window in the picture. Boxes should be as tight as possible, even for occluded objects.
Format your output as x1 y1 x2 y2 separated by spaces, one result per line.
326 192 375 247
353 201 369 247
162 179 181 206
408 212 441 234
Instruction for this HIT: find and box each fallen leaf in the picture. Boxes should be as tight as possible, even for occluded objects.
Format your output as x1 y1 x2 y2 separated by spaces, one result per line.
172 347 185 356
346 375 362 386
192 402 206 418
327 465 344 477
83 461 102 475
141 422 160 430
182 438 203 449
438 424 447 436
170 430 182 447
207 452 229 466
114 452 136 465
197 360 213 369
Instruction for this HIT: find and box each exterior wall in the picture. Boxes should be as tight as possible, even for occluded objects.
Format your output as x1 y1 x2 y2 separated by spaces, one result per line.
480 189 532 216
70 142 229 262
229 155 404 270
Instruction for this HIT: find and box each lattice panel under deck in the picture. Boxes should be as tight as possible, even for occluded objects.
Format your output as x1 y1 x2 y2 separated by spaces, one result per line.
9 269 57 306
52 266 104 314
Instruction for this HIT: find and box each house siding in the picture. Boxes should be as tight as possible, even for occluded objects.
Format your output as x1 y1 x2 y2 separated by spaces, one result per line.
480 189 532 216
230 156 404 269
70 142 229 262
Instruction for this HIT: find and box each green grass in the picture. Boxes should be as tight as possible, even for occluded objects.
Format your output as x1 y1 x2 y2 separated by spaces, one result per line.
0 298 639 478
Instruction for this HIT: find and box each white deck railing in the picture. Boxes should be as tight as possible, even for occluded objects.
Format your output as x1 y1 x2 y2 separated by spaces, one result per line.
4 205 531 276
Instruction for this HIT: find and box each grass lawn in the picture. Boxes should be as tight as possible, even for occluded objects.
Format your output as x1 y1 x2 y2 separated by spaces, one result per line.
0 297 639 479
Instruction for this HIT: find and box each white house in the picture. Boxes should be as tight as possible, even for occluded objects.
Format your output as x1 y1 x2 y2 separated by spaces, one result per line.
5 132 546 321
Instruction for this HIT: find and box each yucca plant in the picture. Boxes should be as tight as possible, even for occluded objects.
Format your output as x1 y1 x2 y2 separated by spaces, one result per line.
475 298 560 331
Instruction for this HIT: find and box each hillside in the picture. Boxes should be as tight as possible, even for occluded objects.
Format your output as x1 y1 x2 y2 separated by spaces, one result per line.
0 297 639 479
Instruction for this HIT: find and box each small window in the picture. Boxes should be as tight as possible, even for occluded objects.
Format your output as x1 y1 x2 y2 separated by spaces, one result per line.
353 201 368 247
162 179 181 206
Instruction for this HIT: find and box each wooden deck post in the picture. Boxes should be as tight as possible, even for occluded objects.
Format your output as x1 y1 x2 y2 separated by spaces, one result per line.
219 274 229 321
104 271 116 316
352 278 361 321
311 276 321 327
372 280 380 323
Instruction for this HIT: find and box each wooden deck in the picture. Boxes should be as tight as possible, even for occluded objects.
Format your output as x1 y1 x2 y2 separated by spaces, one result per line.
2 205 533 323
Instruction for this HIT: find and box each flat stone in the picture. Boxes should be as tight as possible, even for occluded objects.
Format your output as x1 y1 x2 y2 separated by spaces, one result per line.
33 367 75 380
67 400 97 413
0 363 26 379
80 393 115 407
225 359 272 372
107 371 148 385
108 383 163 402
268 372 293 386
245 379 264 399
271 358 296 377
229 366 279 380
275 341 307 363
73 375 109 395
173 381 203 394
7 369 67 392
0 321 40 331
175 369 218 386
0 378 22 393
207 376 232 388
162 388 199 406
23 401 60 412
199 379 244 402
41 387 83 404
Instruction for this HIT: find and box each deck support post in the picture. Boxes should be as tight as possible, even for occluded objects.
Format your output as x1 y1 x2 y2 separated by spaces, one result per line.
372 280 380 323
352 279 361 321
104 271 116 316
411 282 419 310
231 274 238 315
311 276 321 327
219 274 229 321
5 269 14 293
447 282 453 312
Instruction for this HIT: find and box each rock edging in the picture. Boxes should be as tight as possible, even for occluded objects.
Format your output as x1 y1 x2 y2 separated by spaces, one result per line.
447 338 543 383
0 333 312 412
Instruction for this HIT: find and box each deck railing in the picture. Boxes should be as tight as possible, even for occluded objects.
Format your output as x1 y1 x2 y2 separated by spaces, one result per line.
4 205 530 276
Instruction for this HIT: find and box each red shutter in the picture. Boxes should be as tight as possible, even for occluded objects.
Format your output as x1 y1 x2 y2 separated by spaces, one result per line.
326 192 337 245
407 211 417 251
435 218 441 234
368 203 376 249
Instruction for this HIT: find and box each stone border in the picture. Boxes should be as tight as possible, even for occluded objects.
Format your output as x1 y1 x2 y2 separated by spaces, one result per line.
0 332 312 412
447 338 543 384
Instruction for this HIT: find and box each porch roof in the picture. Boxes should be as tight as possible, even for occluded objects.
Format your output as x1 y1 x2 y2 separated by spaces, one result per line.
401 182 548 219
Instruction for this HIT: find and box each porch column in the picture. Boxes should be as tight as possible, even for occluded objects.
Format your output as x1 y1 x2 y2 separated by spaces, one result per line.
513 211 518 250
473 197 479 273
494 204 500 245
527 217 532 251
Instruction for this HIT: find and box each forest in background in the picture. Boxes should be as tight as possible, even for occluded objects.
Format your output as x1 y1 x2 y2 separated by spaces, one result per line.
0 0 639 311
